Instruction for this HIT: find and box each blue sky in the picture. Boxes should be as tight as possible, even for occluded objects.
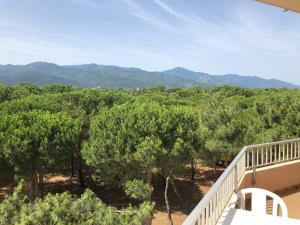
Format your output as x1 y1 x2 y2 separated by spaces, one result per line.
0 0 300 84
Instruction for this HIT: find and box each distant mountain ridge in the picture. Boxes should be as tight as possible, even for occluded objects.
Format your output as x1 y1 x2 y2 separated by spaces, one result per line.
0 62 298 89
164 67 299 88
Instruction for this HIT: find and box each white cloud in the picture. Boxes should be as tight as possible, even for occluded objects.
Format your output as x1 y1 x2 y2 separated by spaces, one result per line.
119 0 175 32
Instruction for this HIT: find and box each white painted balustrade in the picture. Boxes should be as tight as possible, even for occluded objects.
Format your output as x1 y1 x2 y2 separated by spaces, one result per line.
182 138 300 225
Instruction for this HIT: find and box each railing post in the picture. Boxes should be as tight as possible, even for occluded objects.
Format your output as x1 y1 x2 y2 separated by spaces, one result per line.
252 148 256 185
234 165 238 192
298 139 300 158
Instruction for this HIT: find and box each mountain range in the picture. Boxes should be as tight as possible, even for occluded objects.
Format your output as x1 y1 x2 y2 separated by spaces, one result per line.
0 62 298 89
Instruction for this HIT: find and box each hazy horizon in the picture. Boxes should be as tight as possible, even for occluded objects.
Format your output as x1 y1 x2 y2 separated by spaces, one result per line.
0 0 300 84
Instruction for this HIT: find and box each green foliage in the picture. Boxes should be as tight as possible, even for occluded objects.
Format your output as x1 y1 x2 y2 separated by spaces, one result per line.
43 84 73 93
0 89 130 116
149 84 166 92
124 179 153 201
1 83 300 224
0 85 14 103
0 110 81 175
83 102 203 185
0 180 27 225
0 181 154 225
0 84 45 103
83 102 166 183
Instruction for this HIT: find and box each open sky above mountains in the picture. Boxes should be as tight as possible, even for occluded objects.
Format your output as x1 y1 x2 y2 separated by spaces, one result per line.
0 0 299 84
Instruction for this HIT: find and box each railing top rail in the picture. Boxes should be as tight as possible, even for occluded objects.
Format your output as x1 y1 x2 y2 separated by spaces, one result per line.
246 138 300 149
182 146 248 225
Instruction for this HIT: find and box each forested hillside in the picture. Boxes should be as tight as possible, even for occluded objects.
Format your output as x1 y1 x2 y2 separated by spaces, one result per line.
0 62 298 88
0 83 299 225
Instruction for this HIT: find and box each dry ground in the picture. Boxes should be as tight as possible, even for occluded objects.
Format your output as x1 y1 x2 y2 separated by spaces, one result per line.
0 164 223 225
152 165 223 225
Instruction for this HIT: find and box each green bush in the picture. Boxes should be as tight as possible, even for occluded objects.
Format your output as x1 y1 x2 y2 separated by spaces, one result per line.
124 179 153 201
0 181 154 225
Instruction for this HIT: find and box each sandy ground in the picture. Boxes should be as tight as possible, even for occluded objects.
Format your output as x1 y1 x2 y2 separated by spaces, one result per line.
151 165 221 225
153 211 187 225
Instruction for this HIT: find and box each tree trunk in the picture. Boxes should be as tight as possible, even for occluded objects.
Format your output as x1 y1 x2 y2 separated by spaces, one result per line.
146 167 152 199
38 167 44 198
160 174 166 187
170 178 184 206
77 120 86 189
30 168 35 202
30 167 39 202
78 155 85 188
191 162 195 180
70 153 75 177
165 176 173 225
214 163 217 181
34 169 39 198
144 168 153 225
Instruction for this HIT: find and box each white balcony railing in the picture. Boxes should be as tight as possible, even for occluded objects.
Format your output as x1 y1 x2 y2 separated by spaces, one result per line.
182 138 300 225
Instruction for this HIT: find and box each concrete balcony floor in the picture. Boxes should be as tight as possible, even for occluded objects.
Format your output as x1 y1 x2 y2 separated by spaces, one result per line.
281 187 300 219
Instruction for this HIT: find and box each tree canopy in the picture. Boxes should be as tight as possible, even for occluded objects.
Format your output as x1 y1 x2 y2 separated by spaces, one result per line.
0 83 300 224
0 110 81 199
